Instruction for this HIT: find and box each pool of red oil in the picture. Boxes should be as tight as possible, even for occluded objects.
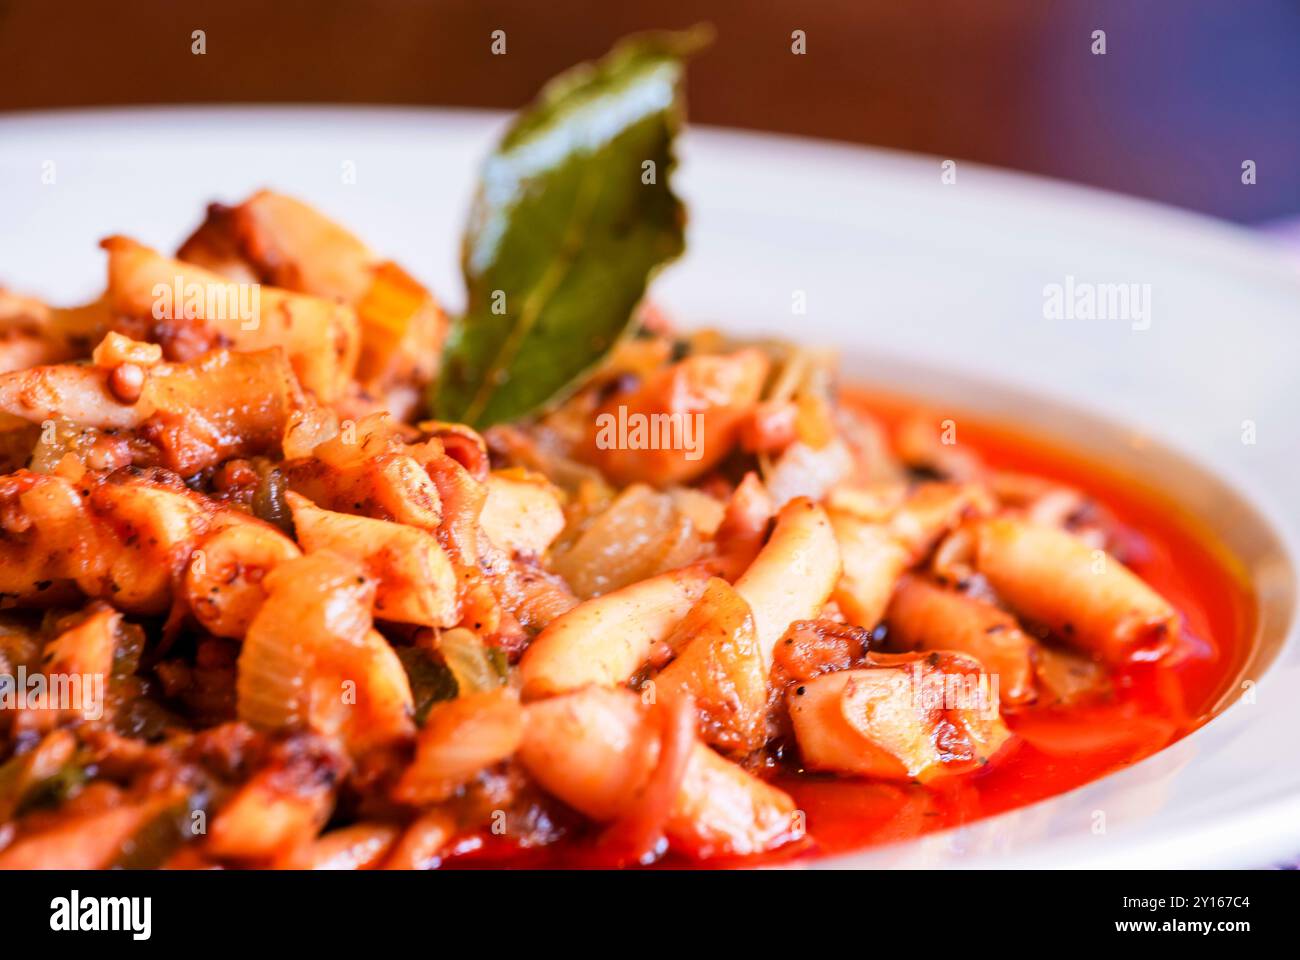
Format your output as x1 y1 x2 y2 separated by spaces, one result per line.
448 389 1258 868
770 389 1258 864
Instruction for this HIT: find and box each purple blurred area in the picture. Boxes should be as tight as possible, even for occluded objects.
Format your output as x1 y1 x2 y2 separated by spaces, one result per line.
0 0 1295 224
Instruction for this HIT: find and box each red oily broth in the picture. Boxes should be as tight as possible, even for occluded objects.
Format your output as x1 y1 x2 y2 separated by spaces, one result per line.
772 388 1258 863
448 388 1257 868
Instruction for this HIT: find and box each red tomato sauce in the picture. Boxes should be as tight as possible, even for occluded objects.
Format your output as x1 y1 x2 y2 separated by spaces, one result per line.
769 388 1257 864
449 388 1257 868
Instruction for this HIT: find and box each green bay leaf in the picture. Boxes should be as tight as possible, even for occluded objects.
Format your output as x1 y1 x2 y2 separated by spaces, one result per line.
434 27 709 427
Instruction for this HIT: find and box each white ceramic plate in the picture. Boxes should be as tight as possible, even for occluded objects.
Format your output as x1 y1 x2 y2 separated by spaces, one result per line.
2 107 1297 869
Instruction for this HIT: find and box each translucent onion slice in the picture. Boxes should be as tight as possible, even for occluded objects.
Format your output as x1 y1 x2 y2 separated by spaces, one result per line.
552 484 701 598
437 627 504 696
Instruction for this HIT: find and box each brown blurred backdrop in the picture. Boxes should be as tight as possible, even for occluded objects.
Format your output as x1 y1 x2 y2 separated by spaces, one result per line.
1 0 1296 223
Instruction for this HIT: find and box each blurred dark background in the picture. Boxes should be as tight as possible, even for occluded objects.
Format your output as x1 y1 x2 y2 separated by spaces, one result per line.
1 0 1297 224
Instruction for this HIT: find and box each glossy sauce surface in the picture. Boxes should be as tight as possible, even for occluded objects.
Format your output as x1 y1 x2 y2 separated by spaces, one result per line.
450 389 1258 867
773 389 1257 863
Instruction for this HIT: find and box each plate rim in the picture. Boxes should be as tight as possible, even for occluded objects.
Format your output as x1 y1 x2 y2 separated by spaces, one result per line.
2 103 1297 284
